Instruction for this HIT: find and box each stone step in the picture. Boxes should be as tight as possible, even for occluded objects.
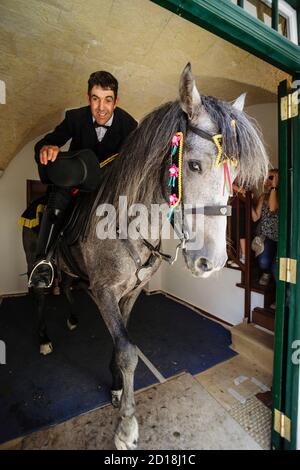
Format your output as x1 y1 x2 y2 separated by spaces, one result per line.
230 322 274 374
252 307 275 332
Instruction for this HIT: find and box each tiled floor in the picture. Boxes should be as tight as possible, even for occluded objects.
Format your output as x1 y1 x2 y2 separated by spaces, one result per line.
0 373 261 450
0 347 273 450
196 355 272 449
230 396 271 449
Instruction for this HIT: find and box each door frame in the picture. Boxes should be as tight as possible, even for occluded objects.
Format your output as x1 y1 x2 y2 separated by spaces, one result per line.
151 0 300 72
151 0 300 450
282 71 300 450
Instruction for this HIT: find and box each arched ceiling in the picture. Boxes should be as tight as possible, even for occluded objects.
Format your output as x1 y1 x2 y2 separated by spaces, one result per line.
0 0 289 170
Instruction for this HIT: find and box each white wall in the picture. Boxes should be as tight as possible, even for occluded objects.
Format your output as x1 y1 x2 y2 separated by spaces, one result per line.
147 238 264 326
0 139 40 295
246 103 278 168
0 133 72 295
154 240 246 325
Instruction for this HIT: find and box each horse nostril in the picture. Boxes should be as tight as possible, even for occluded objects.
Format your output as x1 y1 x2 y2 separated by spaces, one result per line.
198 257 213 272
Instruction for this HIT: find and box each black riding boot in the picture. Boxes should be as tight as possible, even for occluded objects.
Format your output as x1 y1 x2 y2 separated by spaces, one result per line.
28 187 72 289
28 207 64 288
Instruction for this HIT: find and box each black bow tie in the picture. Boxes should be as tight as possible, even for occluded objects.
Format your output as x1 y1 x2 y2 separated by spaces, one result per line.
94 121 109 129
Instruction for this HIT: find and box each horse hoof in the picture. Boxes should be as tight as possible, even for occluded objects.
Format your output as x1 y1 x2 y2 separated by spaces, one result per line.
40 342 53 355
114 416 139 450
67 316 78 331
111 389 123 408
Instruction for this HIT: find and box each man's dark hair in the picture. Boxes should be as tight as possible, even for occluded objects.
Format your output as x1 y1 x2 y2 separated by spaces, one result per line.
88 71 118 98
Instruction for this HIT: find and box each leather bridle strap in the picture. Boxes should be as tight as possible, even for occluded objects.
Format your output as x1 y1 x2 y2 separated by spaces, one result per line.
184 205 232 216
188 125 215 141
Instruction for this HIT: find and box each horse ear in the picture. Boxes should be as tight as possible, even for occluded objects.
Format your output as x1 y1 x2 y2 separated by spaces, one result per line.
232 93 246 111
179 63 201 120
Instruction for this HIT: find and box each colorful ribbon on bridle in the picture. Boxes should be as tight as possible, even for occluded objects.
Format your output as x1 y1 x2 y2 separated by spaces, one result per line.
167 121 238 219
213 120 238 196
168 132 184 221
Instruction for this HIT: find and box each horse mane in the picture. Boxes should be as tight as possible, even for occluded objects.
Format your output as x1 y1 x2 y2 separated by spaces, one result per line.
200 95 268 187
101 100 186 209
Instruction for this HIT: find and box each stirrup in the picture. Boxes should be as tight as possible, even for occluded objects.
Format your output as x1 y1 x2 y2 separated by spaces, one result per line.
28 259 55 289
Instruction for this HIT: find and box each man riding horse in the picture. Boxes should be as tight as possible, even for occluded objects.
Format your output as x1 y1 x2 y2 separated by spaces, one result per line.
29 71 138 289
22 63 269 449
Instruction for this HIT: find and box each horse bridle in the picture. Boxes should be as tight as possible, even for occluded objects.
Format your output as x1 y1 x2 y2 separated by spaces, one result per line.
187 123 231 208
181 124 232 219
139 124 233 264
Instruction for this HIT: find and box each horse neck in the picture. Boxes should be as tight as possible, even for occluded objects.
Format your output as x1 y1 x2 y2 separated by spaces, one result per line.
109 167 168 243
107 156 168 210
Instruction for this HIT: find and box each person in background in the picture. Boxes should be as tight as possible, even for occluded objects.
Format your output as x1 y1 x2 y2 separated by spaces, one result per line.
228 183 246 267
251 169 279 287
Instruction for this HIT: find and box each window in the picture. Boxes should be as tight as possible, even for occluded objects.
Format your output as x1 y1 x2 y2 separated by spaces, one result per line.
231 0 298 44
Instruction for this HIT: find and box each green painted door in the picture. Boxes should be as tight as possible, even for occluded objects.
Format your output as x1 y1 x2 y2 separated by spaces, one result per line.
272 78 300 450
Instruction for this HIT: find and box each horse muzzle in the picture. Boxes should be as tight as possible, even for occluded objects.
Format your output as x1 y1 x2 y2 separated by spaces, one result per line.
183 249 227 278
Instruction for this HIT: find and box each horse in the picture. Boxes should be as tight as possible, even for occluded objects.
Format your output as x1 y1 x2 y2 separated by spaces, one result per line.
22 63 268 449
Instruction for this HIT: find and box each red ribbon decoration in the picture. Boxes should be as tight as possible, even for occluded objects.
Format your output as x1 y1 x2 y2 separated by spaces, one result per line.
223 161 233 196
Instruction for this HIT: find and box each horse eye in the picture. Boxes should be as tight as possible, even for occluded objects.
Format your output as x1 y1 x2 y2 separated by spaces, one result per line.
188 160 202 173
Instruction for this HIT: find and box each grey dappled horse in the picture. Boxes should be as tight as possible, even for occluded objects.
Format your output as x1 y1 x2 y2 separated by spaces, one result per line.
23 64 268 449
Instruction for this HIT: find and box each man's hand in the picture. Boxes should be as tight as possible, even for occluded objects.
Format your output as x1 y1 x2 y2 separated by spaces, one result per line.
39 145 60 165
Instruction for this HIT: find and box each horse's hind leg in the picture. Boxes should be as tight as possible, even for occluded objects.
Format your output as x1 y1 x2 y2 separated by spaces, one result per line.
110 350 123 408
60 273 78 331
110 287 142 408
92 289 139 450
32 288 53 355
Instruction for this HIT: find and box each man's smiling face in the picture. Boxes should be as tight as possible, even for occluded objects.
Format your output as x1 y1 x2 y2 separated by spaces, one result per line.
88 85 118 125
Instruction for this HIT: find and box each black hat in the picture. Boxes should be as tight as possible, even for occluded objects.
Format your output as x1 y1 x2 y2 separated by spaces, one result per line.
38 149 101 191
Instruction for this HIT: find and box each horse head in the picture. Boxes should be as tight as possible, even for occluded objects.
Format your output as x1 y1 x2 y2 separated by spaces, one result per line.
177 63 268 277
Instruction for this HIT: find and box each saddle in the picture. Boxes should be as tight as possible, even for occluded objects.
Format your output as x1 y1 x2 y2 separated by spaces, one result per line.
21 149 112 282
19 194 49 233
22 149 158 286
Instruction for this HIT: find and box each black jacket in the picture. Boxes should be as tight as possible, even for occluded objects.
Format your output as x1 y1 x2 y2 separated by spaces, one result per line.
35 106 138 164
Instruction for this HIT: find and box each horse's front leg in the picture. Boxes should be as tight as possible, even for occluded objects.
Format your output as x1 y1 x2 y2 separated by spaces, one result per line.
110 287 143 408
92 289 139 450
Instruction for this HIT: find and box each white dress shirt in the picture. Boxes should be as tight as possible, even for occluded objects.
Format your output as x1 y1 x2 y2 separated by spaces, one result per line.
93 114 114 142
